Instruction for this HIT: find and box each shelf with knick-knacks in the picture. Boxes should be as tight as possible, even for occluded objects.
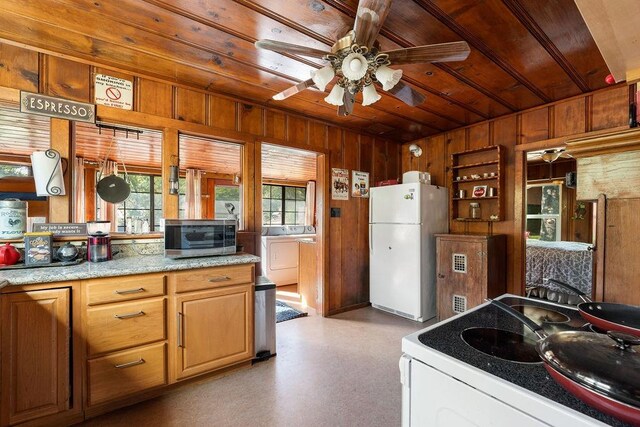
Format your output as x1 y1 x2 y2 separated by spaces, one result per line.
449 145 503 222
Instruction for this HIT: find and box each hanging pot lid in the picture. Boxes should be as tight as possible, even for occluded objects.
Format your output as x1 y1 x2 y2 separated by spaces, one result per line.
537 330 640 408
97 173 130 203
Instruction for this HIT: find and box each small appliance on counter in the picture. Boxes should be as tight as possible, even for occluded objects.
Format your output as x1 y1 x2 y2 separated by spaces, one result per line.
87 221 113 262
164 219 237 259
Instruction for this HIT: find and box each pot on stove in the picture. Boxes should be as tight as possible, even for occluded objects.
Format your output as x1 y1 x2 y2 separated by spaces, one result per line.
491 300 640 426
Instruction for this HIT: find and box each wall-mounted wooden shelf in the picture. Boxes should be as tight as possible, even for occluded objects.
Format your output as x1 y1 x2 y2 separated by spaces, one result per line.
449 145 504 223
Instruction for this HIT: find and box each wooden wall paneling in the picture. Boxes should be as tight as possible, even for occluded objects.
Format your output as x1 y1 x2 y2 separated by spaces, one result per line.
387 140 401 182
603 198 640 305
49 118 72 222
243 140 256 233
446 129 467 234
519 107 550 144
239 104 263 136
468 122 490 150
358 135 373 303
0 43 38 91
372 139 388 184
554 97 586 137
317 153 330 316
175 87 206 124
43 56 90 102
84 167 96 221
264 110 286 140
137 78 173 118
287 115 308 146
162 128 179 219
208 95 237 131
308 121 327 152
576 150 640 199
327 126 343 312
425 135 446 187
341 131 360 307
591 85 629 131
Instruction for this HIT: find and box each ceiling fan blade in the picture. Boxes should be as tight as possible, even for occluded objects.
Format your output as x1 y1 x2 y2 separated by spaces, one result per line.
272 79 315 101
386 81 426 107
255 39 331 58
338 91 355 116
353 0 393 48
385 41 471 65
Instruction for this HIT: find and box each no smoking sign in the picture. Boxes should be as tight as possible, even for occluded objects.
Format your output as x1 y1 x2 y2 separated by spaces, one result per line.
95 74 132 110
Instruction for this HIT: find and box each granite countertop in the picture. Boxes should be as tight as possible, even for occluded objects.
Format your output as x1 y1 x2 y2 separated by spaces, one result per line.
0 253 261 287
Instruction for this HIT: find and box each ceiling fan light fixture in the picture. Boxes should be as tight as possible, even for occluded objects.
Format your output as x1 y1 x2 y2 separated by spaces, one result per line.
325 84 345 106
311 65 335 92
341 52 369 80
362 83 381 106
375 65 403 91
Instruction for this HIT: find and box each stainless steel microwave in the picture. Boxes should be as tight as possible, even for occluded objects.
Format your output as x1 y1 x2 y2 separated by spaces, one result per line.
164 219 237 258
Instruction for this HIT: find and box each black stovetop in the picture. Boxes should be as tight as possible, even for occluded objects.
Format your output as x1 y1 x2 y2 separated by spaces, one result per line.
418 296 632 427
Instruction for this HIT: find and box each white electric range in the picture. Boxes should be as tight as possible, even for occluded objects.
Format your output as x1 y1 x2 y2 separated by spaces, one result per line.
400 294 633 427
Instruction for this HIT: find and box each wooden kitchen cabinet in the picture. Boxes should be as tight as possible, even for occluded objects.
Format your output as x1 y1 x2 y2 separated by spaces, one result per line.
435 234 506 321
174 283 253 380
0 288 71 426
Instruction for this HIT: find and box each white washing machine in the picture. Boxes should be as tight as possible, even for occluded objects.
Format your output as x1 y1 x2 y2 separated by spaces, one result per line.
261 226 315 286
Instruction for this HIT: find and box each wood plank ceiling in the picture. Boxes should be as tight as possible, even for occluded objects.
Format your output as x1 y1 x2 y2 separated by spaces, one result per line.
0 0 611 142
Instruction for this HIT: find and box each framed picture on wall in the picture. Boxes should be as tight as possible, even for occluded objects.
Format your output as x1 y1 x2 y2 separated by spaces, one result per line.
351 171 370 198
331 168 349 200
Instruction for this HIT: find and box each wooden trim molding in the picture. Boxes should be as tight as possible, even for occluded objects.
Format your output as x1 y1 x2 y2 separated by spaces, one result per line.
566 127 640 157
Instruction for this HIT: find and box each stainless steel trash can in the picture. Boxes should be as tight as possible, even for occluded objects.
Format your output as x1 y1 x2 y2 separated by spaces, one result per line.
254 276 276 361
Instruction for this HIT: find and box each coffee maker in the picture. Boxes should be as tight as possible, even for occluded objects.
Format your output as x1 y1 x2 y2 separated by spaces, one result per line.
86 221 112 262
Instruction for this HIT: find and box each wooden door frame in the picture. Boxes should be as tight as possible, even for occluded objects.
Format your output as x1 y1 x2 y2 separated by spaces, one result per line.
255 140 330 316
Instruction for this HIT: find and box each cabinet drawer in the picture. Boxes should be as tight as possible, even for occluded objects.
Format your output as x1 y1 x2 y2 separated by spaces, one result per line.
173 264 254 293
87 342 167 406
85 274 166 306
86 298 166 356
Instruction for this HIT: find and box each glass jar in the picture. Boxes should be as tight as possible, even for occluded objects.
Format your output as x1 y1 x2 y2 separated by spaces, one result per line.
469 202 481 219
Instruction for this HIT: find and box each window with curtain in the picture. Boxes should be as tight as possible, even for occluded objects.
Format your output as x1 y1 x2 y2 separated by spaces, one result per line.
526 184 562 241
262 184 306 225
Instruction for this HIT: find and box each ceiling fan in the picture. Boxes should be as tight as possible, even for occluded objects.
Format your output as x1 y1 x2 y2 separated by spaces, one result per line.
254 0 471 116
538 148 573 163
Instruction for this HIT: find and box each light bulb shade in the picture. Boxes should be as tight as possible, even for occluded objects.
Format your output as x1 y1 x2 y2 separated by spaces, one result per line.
311 66 335 92
169 165 179 195
375 65 403 91
361 84 381 106
325 84 345 106
341 52 368 81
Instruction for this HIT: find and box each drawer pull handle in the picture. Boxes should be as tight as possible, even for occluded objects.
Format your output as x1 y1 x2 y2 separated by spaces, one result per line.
114 358 145 369
114 310 145 319
114 287 145 295
208 276 231 282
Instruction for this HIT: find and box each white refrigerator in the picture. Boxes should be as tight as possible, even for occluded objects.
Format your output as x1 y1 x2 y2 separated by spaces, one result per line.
369 183 448 322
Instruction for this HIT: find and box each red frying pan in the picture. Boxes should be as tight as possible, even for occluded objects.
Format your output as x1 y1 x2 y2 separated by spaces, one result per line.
492 300 640 426
546 278 640 337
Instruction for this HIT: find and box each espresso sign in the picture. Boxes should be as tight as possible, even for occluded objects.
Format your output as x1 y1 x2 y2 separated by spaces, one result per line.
20 91 95 123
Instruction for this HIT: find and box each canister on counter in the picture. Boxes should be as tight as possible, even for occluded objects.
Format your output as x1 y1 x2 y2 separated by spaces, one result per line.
24 232 53 265
0 199 27 239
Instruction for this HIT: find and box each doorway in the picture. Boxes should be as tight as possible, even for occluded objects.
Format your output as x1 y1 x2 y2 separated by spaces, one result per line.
260 143 324 316
520 147 597 304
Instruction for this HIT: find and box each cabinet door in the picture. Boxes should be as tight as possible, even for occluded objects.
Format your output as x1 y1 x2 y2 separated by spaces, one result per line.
174 284 253 380
1 288 70 425
437 239 485 320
